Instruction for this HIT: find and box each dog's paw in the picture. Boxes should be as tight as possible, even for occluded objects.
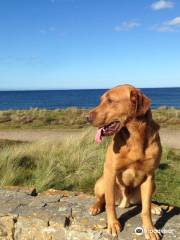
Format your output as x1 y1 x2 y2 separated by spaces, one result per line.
151 203 163 216
143 225 162 240
89 203 103 216
107 219 122 237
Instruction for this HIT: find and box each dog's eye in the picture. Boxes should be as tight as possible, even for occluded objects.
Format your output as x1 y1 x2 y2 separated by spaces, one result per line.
107 98 113 104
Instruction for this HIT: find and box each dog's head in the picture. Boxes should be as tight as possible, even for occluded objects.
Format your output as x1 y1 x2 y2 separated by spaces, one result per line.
86 84 151 143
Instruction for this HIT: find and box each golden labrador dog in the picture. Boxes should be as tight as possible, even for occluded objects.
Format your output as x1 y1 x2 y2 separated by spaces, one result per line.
87 84 162 240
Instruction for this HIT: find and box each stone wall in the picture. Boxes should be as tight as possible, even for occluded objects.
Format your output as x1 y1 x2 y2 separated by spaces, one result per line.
0 187 179 240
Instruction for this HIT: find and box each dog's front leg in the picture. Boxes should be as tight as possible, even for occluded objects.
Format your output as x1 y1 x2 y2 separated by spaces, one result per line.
140 175 161 240
104 167 122 236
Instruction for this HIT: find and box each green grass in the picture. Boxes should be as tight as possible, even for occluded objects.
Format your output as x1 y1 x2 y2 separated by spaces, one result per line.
153 148 180 206
0 129 179 206
0 107 179 129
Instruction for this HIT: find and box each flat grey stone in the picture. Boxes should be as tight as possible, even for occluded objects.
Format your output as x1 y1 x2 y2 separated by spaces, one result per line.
0 187 179 240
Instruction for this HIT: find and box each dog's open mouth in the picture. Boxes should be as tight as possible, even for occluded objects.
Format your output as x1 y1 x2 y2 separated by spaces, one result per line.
95 121 121 143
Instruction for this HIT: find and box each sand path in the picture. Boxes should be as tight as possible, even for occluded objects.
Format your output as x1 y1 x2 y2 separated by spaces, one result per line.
0 128 179 149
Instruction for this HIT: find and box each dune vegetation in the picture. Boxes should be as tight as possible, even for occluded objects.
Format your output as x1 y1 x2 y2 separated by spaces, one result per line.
0 129 179 206
0 108 88 129
0 107 179 129
0 129 106 192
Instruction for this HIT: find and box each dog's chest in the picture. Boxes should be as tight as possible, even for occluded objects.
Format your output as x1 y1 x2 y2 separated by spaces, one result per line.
120 167 145 188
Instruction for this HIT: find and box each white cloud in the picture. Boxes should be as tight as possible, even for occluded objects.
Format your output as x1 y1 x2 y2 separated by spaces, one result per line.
167 17 180 26
152 16 180 32
151 0 174 10
113 20 140 32
152 24 177 32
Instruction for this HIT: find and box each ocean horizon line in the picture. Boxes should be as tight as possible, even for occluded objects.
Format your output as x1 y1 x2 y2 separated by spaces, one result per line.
0 86 180 91
0 87 180 110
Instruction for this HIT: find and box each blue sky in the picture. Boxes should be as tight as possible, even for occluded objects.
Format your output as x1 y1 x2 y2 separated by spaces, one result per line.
0 0 180 90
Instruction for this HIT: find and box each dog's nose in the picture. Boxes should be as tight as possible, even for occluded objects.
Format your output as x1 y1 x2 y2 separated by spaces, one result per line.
86 112 96 123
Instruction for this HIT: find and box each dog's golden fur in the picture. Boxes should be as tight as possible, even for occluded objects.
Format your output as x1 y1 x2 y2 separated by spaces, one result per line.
88 84 162 240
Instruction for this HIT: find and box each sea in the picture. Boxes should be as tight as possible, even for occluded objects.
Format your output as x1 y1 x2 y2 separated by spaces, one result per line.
0 88 179 110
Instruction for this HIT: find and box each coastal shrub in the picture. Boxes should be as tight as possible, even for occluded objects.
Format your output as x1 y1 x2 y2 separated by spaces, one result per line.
0 108 179 129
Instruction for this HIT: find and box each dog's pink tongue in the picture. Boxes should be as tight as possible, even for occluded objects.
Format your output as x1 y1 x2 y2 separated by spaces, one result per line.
95 128 104 143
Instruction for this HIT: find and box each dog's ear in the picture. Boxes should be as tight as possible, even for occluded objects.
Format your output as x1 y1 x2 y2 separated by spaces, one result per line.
130 89 151 116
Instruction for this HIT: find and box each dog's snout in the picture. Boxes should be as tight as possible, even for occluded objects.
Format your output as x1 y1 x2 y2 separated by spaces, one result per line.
86 111 96 123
